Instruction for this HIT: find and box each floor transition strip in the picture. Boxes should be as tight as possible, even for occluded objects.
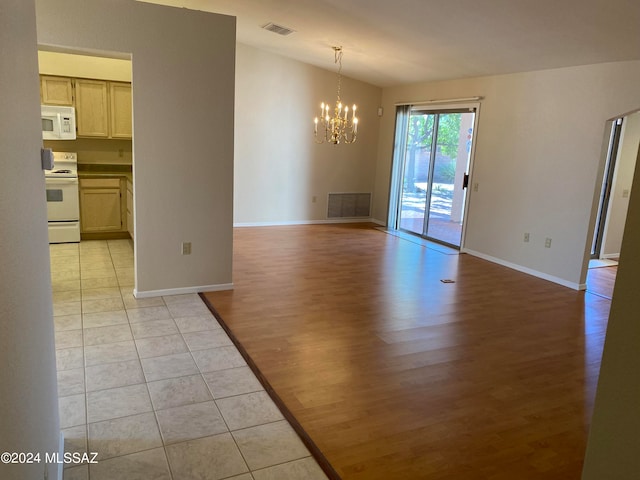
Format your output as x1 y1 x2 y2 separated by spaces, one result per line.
199 293 342 480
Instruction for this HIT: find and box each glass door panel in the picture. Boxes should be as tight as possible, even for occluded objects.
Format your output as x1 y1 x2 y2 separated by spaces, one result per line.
398 113 434 235
425 112 475 247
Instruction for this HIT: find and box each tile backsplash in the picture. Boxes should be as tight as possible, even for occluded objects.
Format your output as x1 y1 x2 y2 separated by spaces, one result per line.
44 138 132 166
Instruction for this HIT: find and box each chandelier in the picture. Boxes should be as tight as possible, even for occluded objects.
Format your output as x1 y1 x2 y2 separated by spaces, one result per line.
314 46 358 144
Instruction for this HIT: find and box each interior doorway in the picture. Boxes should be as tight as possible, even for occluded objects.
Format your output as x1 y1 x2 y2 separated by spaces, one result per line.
591 118 623 260
38 48 136 279
587 109 640 296
389 104 479 249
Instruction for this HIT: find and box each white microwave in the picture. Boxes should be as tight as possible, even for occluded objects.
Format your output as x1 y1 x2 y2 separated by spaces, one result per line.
41 105 76 140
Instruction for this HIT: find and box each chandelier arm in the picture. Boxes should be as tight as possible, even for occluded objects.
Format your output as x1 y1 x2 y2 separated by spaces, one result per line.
341 126 352 143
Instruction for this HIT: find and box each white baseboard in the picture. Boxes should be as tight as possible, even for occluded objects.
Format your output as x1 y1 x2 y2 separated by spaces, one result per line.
133 283 233 298
234 218 375 227
462 248 586 291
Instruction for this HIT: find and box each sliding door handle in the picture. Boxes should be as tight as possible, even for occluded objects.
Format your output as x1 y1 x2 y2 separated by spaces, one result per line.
462 173 469 189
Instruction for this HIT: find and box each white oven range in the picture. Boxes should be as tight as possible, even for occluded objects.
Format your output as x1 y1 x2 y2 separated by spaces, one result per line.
45 152 80 243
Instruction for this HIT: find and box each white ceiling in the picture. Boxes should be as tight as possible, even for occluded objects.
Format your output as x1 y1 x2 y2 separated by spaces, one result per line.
141 0 640 87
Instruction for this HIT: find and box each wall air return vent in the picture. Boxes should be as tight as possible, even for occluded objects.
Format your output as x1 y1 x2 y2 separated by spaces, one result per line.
327 193 371 219
262 22 296 36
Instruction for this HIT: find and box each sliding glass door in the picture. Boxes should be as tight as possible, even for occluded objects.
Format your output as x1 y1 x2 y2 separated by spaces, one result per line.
391 105 477 248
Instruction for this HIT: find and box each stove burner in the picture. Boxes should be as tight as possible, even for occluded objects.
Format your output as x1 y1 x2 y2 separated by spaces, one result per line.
53 169 72 174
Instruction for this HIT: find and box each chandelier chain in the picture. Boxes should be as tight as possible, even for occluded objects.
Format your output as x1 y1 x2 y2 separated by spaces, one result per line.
335 47 343 102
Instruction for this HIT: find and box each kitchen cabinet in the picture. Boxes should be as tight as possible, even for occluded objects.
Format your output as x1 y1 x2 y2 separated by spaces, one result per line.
79 178 125 233
75 79 132 139
39 75 132 139
40 76 74 106
110 82 133 139
126 179 134 239
75 79 110 137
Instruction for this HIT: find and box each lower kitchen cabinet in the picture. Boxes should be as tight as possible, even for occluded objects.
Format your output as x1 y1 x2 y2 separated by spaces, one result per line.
79 178 126 233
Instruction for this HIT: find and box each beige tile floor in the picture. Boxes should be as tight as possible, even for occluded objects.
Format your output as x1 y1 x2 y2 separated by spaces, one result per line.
51 239 328 480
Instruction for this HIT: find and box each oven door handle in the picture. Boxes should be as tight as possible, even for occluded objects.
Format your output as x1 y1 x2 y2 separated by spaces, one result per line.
45 177 78 185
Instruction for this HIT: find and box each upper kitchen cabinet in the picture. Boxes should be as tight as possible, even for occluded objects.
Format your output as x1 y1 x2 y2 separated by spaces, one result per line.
75 79 132 139
109 82 132 139
40 75 74 106
75 79 110 137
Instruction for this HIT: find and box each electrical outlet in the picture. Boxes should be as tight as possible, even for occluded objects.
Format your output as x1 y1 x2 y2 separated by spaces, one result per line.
181 242 191 255
312 196 317 203
623 189 630 198
545 238 552 248
473 183 479 192
524 233 530 243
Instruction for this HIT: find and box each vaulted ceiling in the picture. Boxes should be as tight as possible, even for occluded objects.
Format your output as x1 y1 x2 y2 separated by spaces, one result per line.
141 0 640 87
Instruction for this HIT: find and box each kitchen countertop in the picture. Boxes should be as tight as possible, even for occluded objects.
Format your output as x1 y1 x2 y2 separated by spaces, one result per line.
78 164 132 183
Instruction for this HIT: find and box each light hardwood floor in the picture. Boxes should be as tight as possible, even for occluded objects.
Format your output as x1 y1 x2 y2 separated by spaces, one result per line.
586 265 618 299
202 224 611 480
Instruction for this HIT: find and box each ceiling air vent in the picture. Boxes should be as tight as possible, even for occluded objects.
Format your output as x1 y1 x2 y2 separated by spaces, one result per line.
262 22 295 36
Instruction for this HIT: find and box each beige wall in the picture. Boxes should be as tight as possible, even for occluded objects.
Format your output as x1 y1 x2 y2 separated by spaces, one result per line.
375 61 640 288
582 141 640 478
36 0 236 296
0 1 60 479
234 43 382 225
38 50 132 81
602 111 640 257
